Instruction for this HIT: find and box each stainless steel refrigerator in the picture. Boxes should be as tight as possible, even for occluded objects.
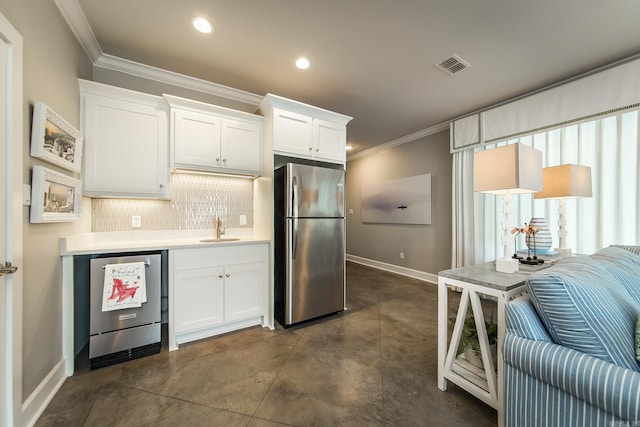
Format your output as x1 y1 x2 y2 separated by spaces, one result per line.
274 162 345 327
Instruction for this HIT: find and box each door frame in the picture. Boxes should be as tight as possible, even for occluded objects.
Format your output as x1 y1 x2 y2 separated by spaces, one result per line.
0 11 24 427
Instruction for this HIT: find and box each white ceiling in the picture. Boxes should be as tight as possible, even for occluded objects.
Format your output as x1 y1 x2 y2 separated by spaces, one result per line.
68 0 640 156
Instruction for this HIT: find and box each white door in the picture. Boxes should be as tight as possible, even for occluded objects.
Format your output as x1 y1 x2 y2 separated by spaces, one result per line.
223 262 264 323
313 118 346 162
272 108 313 157
220 119 261 173
0 11 23 427
173 109 221 169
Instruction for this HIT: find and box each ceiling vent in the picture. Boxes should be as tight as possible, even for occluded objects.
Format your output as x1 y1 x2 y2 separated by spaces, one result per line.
435 54 470 76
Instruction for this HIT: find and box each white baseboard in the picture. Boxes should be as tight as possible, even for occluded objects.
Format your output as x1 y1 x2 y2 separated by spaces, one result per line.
22 359 67 427
346 254 438 284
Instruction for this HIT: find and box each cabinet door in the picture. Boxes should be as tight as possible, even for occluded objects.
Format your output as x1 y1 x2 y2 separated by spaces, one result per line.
224 262 264 323
220 119 262 174
313 118 346 162
173 109 222 169
173 266 224 334
272 108 313 157
82 93 169 198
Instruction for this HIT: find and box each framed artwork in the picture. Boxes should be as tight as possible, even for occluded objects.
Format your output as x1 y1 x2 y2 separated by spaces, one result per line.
361 174 432 225
30 101 83 173
30 166 82 223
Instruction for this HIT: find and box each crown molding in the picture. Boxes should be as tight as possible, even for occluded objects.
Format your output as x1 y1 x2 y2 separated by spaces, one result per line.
95 54 264 106
54 0 102 62
54 0 263 107
347 122 450 161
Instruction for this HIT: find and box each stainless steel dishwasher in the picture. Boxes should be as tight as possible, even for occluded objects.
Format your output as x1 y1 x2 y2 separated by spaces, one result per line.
89 252 162 368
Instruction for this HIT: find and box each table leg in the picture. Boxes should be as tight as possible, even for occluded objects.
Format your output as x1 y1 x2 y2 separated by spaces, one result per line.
437 280 448 391
496 293 507 427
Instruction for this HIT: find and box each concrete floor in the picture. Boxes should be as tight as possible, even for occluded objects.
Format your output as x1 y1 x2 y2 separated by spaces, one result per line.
36 262 497 426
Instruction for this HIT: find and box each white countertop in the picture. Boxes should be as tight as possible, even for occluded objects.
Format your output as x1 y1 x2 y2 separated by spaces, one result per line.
60 229 270 255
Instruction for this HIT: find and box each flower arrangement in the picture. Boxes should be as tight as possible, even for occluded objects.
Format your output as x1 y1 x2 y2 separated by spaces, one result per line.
511 223 543 264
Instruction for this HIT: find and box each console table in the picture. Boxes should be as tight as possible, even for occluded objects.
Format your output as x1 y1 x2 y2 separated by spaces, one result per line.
437 262 545 427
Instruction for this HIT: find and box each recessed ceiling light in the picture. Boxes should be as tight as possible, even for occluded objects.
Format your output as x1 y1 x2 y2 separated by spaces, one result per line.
193 17 213 34
295 57 310 70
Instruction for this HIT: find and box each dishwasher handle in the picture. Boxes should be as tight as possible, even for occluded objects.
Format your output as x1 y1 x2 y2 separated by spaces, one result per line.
102 258 151 269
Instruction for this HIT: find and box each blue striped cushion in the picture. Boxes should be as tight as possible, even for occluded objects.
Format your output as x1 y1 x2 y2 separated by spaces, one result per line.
505 297 552 342
611 245 640 256
504 334 640 425
527 257 640 371
590 246 640 307
637 316 640 362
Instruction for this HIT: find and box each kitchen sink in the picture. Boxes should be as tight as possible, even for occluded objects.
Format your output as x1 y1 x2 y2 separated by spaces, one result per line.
199 238 241 243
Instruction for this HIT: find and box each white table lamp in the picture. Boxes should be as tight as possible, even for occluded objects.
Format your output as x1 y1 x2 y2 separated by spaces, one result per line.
534 164 592 257
474 144 543 273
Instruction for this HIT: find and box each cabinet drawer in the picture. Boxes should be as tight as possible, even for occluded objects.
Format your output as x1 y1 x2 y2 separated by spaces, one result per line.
172 244 267 270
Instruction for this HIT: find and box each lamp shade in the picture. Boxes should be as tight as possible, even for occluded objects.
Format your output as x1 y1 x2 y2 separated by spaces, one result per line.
534 164 592 199
474 143 543 194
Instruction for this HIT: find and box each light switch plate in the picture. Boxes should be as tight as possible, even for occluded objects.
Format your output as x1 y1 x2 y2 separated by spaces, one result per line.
239 214 247 225
23 184 31 206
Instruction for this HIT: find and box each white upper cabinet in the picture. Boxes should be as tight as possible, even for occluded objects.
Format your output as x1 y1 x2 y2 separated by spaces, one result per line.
258 94 352 163
313 118 348 161
164 94 262 176
272 108 314 157
173 109 221 169
79 79 170 199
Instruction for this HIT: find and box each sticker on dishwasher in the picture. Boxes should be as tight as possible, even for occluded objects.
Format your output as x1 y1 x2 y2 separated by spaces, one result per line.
119 313 137 321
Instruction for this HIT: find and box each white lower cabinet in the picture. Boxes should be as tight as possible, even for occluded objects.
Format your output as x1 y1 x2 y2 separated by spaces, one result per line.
173 266 224 334
169 244 268 350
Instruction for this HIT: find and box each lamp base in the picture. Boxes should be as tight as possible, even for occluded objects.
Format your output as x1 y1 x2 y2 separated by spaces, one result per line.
555 247 572 257
496 258 519 274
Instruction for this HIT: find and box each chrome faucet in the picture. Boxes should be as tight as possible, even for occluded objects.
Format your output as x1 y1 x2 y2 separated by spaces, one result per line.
215 216 226 239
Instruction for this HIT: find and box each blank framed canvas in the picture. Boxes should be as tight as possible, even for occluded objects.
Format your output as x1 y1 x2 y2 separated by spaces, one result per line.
361 174 431 225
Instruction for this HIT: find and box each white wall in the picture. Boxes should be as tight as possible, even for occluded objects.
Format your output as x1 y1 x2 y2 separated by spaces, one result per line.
0 0 93 404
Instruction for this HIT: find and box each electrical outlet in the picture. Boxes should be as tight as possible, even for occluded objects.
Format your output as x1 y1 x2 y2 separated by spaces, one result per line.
239 214 247 225
132 215 142 228
400 252 405 260
349 209 354 214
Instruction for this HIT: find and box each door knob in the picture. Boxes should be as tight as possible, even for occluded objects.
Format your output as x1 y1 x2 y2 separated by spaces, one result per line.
0 262 18 277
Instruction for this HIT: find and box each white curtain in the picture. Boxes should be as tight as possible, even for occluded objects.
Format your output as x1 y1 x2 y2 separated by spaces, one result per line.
452 108 640 267
451 149 475 268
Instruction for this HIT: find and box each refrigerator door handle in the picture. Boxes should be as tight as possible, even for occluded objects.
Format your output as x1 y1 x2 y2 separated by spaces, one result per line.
292 175 298 218
291 218 298 260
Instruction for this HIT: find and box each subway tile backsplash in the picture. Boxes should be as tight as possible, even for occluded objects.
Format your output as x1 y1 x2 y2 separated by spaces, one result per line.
91 173 253 232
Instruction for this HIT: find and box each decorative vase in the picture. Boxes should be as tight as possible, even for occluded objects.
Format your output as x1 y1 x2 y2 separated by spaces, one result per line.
525 217 553 252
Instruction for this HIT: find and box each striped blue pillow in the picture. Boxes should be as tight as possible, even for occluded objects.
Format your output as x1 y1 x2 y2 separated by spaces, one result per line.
637 316 640 362
611 244 640 256
505 296 553 342
527 257 640 371
591 246 640 307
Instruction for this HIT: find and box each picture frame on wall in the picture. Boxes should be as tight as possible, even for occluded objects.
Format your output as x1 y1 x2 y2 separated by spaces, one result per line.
30 101 83 173
30 166 82 223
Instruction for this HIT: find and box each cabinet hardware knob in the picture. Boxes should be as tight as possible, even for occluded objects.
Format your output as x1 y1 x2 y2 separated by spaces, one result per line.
226 273 230 277
160 184 164 188
216 158 220 162
218 274 223 278
315 148 319 152
223 159 227 163
308 147 312 151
